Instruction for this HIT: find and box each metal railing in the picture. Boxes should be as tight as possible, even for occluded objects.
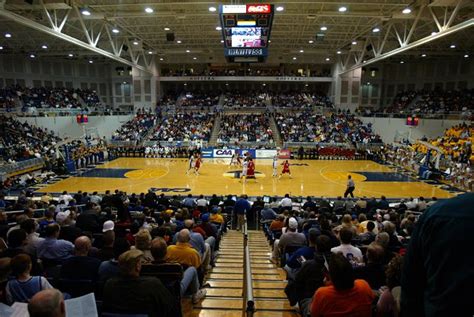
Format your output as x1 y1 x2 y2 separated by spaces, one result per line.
242 216 255 317
283 142 354 148
0 157 45 181
359 112 472 120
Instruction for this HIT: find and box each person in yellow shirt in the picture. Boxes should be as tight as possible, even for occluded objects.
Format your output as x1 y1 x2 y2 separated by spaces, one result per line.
209 207 224 224
166 229 201 268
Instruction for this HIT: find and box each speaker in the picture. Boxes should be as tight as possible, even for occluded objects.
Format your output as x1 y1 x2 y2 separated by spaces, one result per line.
166 33 175 41
122 44 128 52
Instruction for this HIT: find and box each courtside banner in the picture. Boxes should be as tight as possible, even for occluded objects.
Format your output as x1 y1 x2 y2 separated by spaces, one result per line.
201 148 214 158
237 149 256 158
213 149 235 158
256 149 277 158
278 149 291 159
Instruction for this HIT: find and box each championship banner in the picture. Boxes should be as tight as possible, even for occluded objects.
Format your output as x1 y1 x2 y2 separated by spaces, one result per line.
278 149 291 159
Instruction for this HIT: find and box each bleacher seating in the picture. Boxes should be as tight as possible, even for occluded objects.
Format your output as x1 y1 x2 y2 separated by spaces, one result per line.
217 114 274 144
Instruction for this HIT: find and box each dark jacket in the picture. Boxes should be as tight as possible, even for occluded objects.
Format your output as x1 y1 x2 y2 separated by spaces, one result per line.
401 193 474 317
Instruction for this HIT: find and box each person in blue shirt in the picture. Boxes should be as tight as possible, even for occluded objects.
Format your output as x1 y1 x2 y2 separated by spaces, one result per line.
284 228 318 280
37 224 74 262
234 195 251 231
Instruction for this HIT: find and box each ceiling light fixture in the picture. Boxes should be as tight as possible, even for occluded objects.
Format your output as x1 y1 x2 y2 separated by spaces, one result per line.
220 40 224 43
372 27 380 33
308 40 314 44
276 6 284 12
337 50 341 54
159 57 164 61
148 51 153 55
402 8 411 14
0 46 3 50
299 49 304 53
193 57 197 60
81 8 91 16
338 6 347 12
209 6 217 12
164 27 170 31
29 54 36 58
176 40 182 44
186 49 190 53
89 60 94 64
145 7 154 13
4 33 11 38
431 31 437 36
421 53 426 57
112 28 120 34
132 40 139 45
352 41 357 45
292 57 297 60
41 45 48 49
464 54 469 58
325 57 330 61
400 60 404 64
68 53 74 57
320 26 327 31
216 26 222 31
450 44 456 48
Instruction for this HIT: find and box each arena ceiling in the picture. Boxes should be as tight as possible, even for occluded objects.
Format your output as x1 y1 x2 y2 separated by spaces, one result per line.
0 0 472 72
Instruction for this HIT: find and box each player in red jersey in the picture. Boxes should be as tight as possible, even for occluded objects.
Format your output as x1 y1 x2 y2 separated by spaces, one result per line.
279 160 292 179
194 154 202 175
246 158 257 183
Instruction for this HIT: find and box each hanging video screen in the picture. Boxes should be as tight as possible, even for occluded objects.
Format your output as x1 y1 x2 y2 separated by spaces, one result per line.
230 27 265 48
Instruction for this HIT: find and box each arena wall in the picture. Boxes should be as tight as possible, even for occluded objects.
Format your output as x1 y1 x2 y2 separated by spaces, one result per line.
16 115 134 139
360 117 466 143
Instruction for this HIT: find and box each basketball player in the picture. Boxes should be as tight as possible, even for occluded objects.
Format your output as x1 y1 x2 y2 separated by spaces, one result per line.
246 158 256 182
236 154 243 166
186 153 195 174
280 160 292 179
194 154 202 175
272 155 278 177
230 153 238 167
240 159 248 182
145 146 151 158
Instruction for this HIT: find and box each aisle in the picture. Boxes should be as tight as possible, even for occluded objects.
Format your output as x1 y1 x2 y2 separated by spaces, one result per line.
183 230 300 317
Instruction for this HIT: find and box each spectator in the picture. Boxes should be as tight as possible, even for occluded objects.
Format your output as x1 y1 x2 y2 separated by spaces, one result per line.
103 249 177 316
310 253 375 316
98 237 130 283
234 195 251 231
6 254 53 304
60 236 101 282
28 289 66 317
166 229 201 268
354 242 386 289
37 224 74 262
273 217 306 262
331 227 363 264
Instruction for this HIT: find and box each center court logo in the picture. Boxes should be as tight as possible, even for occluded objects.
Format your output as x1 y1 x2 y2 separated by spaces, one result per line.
223 170 265 179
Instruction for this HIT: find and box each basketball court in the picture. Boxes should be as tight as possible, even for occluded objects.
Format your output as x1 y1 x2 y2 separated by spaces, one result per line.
36 158 455 198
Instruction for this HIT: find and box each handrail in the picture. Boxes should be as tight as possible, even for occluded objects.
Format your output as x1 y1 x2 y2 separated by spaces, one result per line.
242 216 255 316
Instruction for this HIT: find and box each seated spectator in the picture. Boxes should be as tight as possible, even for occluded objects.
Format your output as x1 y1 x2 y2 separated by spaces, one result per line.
56 209 81 244
331 227 363 264
28 288 66 317
284 228 319 280
1 229 28 258
354 242 386 289
166 229 201 268
310 253 375 316
131 229 154 262
359 221 377 245
377 255 403 317
272 217 306 262
21 219 44 258
6 254 53 304
269 214 285 231
37 224 74 262
286 235 332 316
98 237 130 283
103 249 177 316
38 206 57 234
148 237 206 303
97 229 115 261
59 236 101 282
260 203 277 221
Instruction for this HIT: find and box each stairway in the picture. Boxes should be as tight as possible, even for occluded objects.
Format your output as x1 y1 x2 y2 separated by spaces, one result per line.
268 115 283 147
208 114 222 147
185 230 299 317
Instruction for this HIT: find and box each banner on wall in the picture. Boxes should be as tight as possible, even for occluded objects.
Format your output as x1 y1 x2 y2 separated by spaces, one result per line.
278 149 291 159
236 149 256 158
201 148 214 158
213 149 235 158
255 149 277 158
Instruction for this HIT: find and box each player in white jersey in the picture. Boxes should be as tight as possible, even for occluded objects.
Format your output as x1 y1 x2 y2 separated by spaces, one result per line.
186 154 195 174
152 145 159 158
240 160 248 182
272 155 278 177
145 146 151 158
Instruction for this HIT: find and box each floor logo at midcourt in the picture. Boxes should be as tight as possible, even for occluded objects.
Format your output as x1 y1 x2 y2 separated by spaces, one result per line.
223 170 267 179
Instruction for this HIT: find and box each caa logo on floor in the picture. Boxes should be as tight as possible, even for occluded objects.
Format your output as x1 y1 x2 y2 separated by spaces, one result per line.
150 187 191 193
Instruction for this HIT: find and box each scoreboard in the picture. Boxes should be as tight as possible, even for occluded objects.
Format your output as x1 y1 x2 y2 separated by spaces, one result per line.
219 4 274 63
